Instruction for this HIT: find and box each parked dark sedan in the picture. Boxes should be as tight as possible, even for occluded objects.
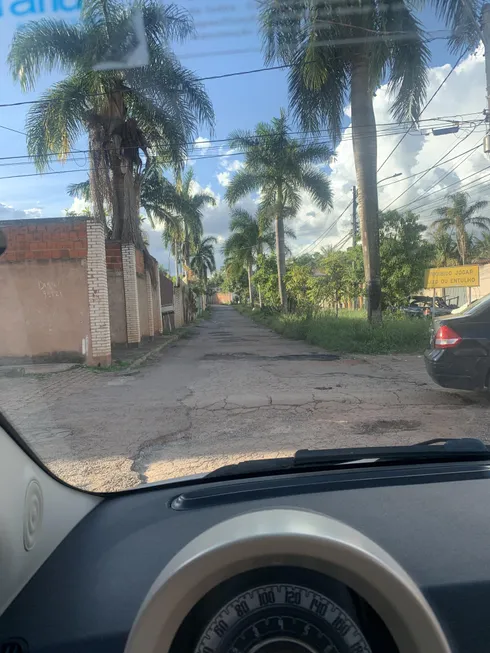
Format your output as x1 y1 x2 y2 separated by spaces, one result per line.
425 293 490 390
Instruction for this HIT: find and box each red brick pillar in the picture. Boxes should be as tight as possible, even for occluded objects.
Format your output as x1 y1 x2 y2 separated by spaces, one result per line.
86 220 111 366
122 243 141 345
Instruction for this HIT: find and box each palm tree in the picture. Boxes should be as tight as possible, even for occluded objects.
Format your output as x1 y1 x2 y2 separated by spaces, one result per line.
223 208 276 305
190 236 217 283
473 233 490 261
429 224 459 268
225 112 333 311
433 192 490 265
177 169 217 273
9 0 214 246
68 164 193 249
259 0 480 321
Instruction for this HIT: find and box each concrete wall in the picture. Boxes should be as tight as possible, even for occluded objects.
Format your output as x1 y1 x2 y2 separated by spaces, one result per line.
0 218 91 363
137 274 150 337
106 241 127 344
160 271 173 306
107 271 127 343
211 292 233 305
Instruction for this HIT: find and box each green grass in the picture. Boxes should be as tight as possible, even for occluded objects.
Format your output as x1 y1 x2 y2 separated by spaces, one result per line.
235 306 430 355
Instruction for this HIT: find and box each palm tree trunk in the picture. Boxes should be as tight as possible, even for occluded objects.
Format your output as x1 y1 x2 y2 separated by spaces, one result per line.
351 56 382 323
258 284 263 309
247 263 253 305
275 184 287 312
88 125 107 228
111 153 126 241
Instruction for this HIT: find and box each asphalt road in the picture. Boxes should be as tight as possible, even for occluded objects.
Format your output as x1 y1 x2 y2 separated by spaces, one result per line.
2 306 490 492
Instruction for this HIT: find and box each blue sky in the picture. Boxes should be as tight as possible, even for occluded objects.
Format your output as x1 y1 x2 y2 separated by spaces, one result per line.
0 1 485 267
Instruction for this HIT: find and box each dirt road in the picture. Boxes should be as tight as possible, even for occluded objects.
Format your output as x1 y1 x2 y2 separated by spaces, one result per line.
2 306 489 491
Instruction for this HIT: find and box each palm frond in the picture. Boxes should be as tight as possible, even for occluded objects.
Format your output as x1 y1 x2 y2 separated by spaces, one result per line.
67 180 91 201
140 1 195 45
25 75 89 170
385 5 430 123
226 170 263 205
8 19 87 91
429 0 482 53
297 166 333 211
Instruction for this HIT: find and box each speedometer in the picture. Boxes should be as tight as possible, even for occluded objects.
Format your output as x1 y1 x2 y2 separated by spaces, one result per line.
194 583 372 653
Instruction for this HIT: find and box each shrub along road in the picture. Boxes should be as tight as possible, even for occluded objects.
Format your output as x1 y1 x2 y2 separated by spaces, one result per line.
1 306 489 492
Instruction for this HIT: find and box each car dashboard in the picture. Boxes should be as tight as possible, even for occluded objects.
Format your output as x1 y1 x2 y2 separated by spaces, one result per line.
2 460 490 653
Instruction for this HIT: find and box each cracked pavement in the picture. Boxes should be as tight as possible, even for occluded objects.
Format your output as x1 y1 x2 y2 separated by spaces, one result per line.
2 305 490 492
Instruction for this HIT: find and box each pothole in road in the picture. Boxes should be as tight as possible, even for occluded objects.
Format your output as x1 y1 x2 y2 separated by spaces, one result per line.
202 352 340 362
358 419 421 434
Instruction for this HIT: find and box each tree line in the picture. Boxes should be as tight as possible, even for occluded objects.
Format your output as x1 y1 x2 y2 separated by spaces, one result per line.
218 191 490 313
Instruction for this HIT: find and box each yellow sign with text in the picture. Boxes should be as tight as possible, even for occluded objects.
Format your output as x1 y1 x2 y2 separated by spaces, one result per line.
424 265 480 289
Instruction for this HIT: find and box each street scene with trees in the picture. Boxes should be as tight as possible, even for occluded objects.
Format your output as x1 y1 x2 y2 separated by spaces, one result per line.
3 0 490 490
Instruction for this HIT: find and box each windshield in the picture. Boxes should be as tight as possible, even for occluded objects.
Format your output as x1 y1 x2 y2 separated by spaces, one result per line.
1 0 490 492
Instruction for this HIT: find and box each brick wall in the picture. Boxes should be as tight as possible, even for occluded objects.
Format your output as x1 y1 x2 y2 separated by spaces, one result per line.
211 292 233 305
1 217 88 262
106 240 123 271
135 248 144 275
122 244 141 344
160 271 174 306
0 217 92 363
86 221 111 366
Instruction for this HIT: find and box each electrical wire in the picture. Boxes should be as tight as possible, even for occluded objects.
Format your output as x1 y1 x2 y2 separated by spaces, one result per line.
377 51 467 174
381 120 484 211
0 112 480 165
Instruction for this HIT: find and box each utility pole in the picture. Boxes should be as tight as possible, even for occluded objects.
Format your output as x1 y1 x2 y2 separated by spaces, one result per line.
352 185 358 310
482 5 490 154
352 185 357 248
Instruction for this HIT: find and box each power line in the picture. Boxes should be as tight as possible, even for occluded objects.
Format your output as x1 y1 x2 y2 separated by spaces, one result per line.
298 201 353 255
381 120 484 211
377 51 466 174
386 132 482 213
0 30 457 112
410 169 490 217
0 124 26 136
0 112 480 165
397 164 490 215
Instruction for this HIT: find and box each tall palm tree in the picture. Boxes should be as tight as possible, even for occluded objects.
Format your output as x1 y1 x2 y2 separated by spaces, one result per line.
225 112 333 311
223 208 276 305
177 168 217 273
259 0 480 321
190 236 217 283
433 192 490 265
9 0 214 246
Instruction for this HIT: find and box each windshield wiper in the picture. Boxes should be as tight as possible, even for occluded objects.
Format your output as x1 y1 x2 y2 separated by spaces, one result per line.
207 438 490 479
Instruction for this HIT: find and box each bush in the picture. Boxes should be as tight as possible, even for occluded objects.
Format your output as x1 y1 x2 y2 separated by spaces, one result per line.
235 306 430 355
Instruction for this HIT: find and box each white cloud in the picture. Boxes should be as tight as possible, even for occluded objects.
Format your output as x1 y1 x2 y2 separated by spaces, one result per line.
194 136 210 154
291 48 489 253
63 197 89 216
0 203 43 220
217 171 231 187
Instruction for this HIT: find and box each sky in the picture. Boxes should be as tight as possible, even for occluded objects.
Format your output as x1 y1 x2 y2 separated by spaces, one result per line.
0 1 488 270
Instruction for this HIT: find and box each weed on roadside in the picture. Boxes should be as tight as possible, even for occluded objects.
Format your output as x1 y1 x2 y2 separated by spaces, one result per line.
236 306 430 355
